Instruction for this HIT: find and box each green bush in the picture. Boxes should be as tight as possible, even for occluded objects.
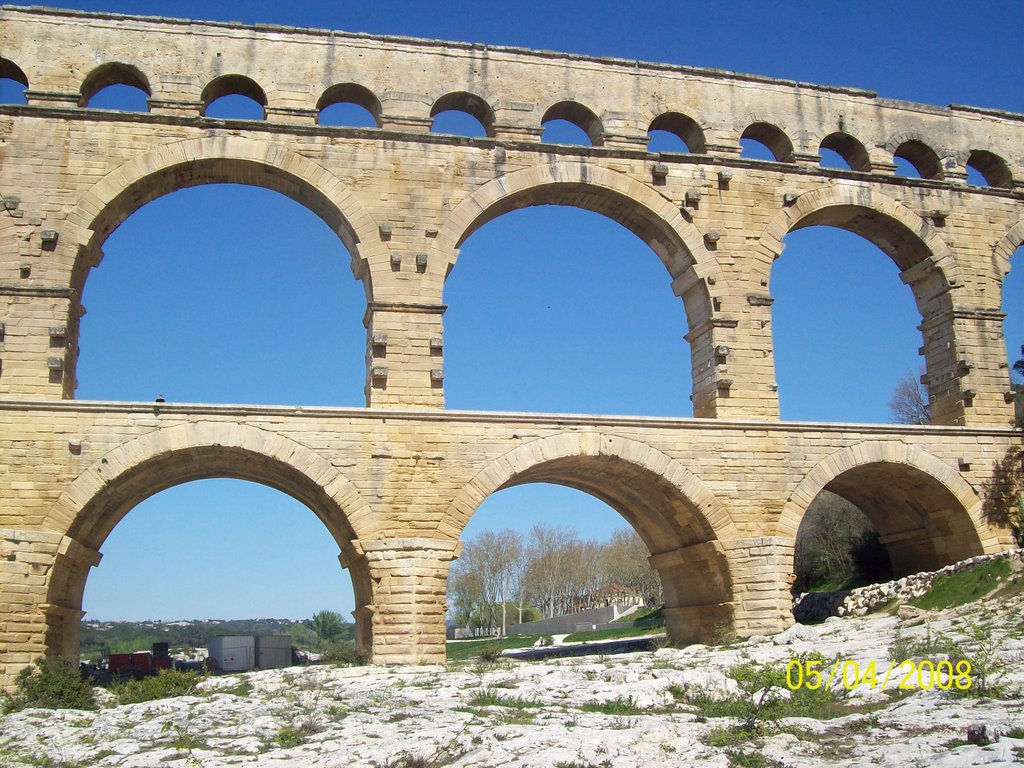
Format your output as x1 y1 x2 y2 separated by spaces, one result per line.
2 656 95 712
319 642 370 666
111 668 204 705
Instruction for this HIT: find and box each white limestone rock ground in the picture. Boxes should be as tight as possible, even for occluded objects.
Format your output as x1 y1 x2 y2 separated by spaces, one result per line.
3 589 1024 768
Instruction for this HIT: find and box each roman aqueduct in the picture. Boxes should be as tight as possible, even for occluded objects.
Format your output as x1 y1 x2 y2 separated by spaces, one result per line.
0 6 1022 683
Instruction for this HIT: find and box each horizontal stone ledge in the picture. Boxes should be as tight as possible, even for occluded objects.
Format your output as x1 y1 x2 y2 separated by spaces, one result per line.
361 538 460 553
1 399 1017 438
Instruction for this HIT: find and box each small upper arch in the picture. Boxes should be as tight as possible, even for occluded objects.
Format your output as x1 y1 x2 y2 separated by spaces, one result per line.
79 62 151 108
0 57 28 103
740 121 796 163
201 74 267 118
0 57 28 87
887 133 944 180
317 82 381 127
819 131 872 172
430 91 495 137
541 100 604 146
648 112 707 154
965 149 1014 189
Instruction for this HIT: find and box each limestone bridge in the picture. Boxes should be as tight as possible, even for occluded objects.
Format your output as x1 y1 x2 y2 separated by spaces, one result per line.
0 6 1021 684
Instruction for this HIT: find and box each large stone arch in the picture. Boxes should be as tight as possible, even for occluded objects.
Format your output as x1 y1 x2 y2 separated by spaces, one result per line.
434 161 723 331
994 218 1024 281
757 184 971 424
56 136 387 302
777 440 1010 578
756 184 962 292
441 431 740 644
40 422 376 660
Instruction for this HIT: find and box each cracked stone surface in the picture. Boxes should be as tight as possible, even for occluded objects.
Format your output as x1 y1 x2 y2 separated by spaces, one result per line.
3 590 1023 767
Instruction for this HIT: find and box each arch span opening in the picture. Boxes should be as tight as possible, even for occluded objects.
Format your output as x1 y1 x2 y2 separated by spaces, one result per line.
83 479 354 622
741 122 794 162
79 62 150 110
793 490 892 595
430 92 493 137
967 150 1013 189
317 83 380 127
648 113 705 154
44 437 375 663
449 485 663 639
819 132 871 171
772 225 924 422
541 101 602 146
446 437 736 649
75 183 367 406
892 139 943 180
444 205 693 416
202 74 266 119
807 462 983 579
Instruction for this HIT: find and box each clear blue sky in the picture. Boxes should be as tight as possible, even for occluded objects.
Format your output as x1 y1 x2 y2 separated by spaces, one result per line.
3 1 1021 621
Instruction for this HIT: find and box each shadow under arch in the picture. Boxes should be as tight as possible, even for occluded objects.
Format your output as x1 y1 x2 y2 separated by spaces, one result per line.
442 432 737 643
435 161 721 330
777 440 1010 579
41 422 376 659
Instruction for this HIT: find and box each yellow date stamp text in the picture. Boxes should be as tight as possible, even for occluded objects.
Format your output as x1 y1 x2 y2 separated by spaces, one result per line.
785 658 972 692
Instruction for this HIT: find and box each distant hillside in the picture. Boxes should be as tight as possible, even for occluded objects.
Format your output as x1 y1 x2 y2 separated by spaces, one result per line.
80 617 354 660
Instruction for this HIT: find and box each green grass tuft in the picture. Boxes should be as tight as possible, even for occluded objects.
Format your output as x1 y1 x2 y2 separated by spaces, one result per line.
911 559 1012 610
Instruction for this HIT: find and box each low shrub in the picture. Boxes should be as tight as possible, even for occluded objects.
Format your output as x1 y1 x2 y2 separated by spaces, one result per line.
2 656 96 712
320 642 370 666
111 668 204 704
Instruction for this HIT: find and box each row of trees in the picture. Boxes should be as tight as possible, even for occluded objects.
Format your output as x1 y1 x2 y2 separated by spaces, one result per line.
448 523 661 637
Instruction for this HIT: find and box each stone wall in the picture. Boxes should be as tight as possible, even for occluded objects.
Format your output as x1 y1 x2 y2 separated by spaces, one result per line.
505 603 642 637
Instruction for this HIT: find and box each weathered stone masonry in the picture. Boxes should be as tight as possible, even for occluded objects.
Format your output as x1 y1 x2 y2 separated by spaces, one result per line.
0 7 1021 684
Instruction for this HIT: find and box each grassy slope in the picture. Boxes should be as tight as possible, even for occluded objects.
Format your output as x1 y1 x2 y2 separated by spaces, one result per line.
910 558 1013 611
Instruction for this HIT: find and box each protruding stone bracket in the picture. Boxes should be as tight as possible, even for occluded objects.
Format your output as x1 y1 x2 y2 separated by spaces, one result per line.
338 538 365 569
57 536 102 568
40 603 86 621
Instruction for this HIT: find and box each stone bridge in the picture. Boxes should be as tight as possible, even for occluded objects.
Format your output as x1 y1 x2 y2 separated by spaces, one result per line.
0 7 1021 683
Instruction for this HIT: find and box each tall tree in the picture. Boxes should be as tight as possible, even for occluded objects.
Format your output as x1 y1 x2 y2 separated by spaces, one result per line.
306 610 346 645
525 523 577 618
888 370 930 425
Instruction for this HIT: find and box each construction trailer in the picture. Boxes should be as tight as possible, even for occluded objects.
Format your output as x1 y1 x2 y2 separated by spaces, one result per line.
207 635 293 672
